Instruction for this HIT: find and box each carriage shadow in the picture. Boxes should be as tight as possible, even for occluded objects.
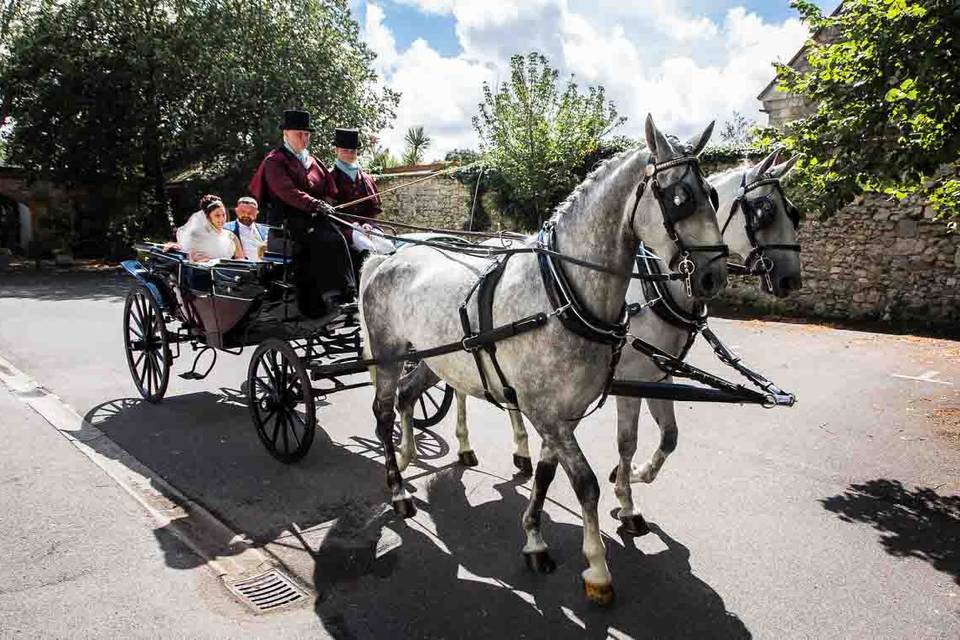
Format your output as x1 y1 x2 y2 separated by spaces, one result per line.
83 394 749 638
821 479 960 586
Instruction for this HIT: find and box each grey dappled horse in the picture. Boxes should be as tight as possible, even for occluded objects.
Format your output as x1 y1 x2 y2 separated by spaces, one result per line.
397 149 803 535
359 115 727 604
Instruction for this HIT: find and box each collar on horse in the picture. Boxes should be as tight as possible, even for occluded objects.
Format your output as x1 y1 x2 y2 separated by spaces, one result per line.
722 173 801 283
537 223 628 347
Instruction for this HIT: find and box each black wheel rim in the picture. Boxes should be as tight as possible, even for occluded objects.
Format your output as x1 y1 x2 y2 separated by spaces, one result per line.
124 288 169 402
411 381 454 430
248 341 315 463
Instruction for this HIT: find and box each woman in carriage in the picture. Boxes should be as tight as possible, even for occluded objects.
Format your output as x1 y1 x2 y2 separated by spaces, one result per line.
167 194 243 263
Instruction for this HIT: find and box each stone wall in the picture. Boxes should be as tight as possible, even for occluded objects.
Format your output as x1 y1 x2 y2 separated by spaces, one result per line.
717 194 960 332
374 171 473 230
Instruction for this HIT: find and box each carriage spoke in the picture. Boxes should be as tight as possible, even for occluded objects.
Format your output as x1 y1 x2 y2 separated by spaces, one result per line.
254 374 276 397
133 352 146 387
280 411 291 453
144 353 154 395
425 389 441 411
270 412 282 448
418 397 427 419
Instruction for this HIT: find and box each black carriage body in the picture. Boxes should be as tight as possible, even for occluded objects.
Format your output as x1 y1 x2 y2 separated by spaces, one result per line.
125 244 337 350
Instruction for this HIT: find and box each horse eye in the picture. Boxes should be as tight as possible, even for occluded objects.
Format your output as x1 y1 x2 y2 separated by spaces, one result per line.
673 193 684 206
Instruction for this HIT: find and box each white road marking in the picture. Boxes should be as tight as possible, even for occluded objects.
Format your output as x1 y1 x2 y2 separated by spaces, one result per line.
891 370 953 385
0 353 300 596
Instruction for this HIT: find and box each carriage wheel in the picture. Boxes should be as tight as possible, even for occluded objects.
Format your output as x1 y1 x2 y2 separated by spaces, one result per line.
247 338 316 463
412 380 455 430
123 285 171 403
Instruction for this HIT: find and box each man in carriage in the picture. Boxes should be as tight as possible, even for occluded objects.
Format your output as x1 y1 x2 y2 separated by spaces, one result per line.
329 127 385 281
249 109 354 317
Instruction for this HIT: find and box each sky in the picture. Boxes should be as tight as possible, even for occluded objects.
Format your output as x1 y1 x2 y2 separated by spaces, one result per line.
351 0 840 160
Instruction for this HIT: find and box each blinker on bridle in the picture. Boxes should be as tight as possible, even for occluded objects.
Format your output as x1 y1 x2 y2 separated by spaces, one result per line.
721 172 802 289
629 155 729 295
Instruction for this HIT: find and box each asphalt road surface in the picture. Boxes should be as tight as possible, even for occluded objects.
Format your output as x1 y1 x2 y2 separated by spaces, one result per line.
1 269 958 639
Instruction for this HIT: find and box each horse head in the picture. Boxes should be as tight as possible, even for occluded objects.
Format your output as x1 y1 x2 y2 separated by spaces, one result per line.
630 114 728 300
714 149 802 298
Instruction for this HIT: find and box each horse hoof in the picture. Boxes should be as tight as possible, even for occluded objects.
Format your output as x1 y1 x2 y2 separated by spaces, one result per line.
458 450 479 467
524 550 556 574
608 465 619 483
584 580 615 607
513 454 533 477
392 497 417 519
618 514 649 537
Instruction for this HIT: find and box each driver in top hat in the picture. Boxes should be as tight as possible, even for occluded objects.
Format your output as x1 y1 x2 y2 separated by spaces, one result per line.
249 109 354 317
330 127 383 259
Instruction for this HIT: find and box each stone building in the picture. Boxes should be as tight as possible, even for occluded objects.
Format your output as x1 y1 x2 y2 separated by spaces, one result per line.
736 4 960 334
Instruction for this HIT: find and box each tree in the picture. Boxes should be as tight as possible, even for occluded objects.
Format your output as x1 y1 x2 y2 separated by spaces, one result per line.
401 125 431 165
0 0 398 251
767 0 960 223
473 52 624 226
366 145 400 173
719 111 756 145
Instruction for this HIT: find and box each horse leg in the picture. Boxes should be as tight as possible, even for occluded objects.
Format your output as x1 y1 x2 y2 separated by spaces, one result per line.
522 442 558 573
556 436 614 606
633 388 679 484
611 396 648 536
395 363 437 471
453 390 479 467
373 361 416 518
508 409 533 477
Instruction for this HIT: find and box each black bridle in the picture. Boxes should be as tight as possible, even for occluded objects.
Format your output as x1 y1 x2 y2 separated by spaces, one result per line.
721 173 801 286
628 156 729 294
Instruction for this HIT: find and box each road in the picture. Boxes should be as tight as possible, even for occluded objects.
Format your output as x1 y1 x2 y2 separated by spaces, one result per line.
1 269 958 639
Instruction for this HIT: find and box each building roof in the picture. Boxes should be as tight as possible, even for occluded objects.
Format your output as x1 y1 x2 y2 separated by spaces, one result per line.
756 3 845 102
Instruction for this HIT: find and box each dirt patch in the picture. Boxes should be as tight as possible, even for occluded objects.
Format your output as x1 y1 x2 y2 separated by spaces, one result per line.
931 408 960 449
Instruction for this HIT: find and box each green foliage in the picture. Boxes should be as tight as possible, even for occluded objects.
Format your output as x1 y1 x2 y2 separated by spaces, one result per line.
0 0 398 251
719 111 757 145
768 0 960 221
473 51 625 227
365 145 400 173
401 125 431 165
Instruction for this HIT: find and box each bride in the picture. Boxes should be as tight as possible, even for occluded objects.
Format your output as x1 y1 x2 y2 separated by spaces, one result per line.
169 195 242 262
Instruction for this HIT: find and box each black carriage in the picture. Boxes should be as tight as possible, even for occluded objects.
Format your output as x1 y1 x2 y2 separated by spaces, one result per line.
120 240 453 463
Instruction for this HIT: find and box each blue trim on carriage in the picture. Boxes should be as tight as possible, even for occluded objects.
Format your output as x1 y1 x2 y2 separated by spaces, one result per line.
120 259 167 310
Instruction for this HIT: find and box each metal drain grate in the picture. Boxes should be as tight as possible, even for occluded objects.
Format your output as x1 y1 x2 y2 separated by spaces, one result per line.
227 569 307 613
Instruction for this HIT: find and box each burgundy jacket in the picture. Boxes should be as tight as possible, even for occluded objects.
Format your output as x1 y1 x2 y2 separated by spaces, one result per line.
331 165 382 220
249 147 338 222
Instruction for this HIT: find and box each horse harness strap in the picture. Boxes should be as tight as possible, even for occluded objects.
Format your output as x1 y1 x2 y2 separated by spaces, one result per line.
723 173 801 280
633 243 705 362
537 223 627 418
459 254 526 410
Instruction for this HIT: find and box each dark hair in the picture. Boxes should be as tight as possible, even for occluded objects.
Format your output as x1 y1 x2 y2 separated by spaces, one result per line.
200 194 225 217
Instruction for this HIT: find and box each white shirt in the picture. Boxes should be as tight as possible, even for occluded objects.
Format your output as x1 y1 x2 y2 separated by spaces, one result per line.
236 222 265 261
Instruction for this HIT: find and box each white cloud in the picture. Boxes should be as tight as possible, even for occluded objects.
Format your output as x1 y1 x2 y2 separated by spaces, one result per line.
366 1 811 158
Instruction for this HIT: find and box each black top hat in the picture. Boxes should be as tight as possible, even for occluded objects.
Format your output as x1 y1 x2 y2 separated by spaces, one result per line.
280 109 315 132
333 128 360 149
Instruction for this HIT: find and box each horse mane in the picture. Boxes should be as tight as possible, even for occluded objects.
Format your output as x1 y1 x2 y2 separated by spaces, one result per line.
548 147 646 224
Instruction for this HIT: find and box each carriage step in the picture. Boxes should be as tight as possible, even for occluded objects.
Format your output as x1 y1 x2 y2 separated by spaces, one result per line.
178 371 207 380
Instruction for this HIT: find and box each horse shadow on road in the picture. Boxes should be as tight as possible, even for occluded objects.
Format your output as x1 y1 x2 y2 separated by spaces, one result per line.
821 479 960 586
83 392 750 639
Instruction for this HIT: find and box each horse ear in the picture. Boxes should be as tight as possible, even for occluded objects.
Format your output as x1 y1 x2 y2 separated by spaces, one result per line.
770 154 799 179
644 114 673 158
685 120 715 157
748 148 780 181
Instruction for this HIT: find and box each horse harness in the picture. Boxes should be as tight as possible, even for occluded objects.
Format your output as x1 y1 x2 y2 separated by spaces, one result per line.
457 154 728 416
722 173 801 289
628 155 728 296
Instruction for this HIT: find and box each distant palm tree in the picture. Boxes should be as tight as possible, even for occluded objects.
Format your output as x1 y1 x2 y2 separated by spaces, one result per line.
402 126 432 165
